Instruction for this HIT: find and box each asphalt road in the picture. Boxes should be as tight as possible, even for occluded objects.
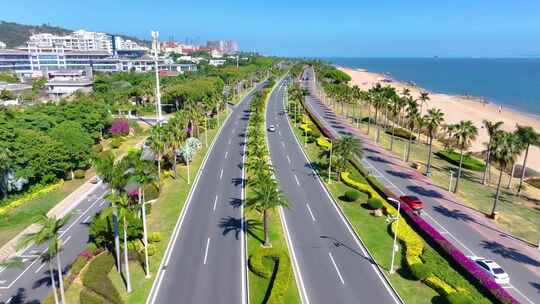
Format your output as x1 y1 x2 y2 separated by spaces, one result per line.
0 182 109 304
146 83 264 304
302 67 540 304
265 76 401 304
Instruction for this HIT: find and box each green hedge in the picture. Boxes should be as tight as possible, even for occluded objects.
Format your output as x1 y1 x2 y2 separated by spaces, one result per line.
248 248 294 304
527 178 540 190
82 253 123 304
409 262 431 281
435 150 485 172
80 289 105 304
367 197 383 210
341 190 361 202
446 292 474 304
385 127 416 140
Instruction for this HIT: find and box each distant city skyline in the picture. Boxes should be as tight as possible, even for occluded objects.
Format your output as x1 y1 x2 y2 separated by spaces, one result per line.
2 0 540 57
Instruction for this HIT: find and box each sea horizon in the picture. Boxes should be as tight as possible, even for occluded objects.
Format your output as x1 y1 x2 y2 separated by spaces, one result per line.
325 57 540 117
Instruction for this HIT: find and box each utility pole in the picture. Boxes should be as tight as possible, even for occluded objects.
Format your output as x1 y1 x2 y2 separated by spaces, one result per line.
388 197 401 274
328 141 332 183
151 31 162 125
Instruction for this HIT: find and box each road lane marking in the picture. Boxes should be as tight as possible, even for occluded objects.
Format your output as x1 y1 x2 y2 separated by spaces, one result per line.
294 174 300 186
213 195 218 211
83 215 92 223
63 235 72 245
328 252 345 284
5 297 12 304
99 200 106 207
0 266 6 274
286 155 291 164
228 138 232 145
306 203 316 222
219 169 224 180
278 130 282 136
34 263 46 274
281 141 285 148
225 151 228 159
203 238 211 265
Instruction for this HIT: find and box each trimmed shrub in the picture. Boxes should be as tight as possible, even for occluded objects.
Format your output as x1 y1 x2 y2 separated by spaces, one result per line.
82 253 123 304
447 292 475 304
86 243 98 255
110 137 123 149
148 232 162 243
367 197 383 210
435 150 485 172
249 251 271 279
144 183 159 201
147 243 157 256
74 170 86 179
248 248 293 304
424 275 456 296
385 127 416 140
409 262 431 281
341 190 361 202
80 289 104 304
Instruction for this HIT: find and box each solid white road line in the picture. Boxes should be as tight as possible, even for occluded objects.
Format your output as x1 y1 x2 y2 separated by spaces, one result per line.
294 174 300 186
5 297 12 304
99 200 106 207
63 235 72 245
219 169 224 180
228 138 232 145
203 238 210 265
241 122 248 304
306 203 316 222
34 263 46 274
83 215 92 223
213 195 218 211
328 252 345 284
0 266 6 274
225 151 228 159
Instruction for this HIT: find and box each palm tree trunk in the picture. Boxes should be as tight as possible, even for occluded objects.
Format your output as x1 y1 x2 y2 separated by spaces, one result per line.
406 129 413 162
49 262 60 304
425 136 434 175
113 206 121 273
517 145 530 195
390 121 396 151
491 168 504 217
123 218 132 293
507 162 515 190
375 109 381 143
366 104 371 135
482 145 491 185
173 152 177 179
56 254 66 304
140 189 150 278
454 149 465 193
263 209 270 247
157 154 162 181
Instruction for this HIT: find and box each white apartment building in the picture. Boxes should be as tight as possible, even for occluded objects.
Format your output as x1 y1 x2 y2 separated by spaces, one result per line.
0 42 6 49
28 30 113 53
114 36 148 51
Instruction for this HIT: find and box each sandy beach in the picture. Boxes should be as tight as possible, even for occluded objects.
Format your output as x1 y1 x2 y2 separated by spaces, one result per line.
339 67 540 173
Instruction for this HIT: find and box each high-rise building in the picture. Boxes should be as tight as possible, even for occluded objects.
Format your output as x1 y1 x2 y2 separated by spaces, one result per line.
0 42 6 49
206 40 238 54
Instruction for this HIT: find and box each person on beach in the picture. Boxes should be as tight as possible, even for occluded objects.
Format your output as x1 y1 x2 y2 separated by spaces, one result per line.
498 105 502 113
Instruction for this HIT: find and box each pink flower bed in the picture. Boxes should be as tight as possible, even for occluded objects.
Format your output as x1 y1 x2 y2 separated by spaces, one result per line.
109 119 130 136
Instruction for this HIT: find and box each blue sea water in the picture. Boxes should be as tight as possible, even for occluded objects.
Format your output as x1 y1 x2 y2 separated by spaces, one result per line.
327 58 540 117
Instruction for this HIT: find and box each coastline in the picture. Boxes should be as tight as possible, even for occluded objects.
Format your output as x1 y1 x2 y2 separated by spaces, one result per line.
338 66 540 173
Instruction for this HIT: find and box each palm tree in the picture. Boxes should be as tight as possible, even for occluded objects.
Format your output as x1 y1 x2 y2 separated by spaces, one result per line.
245 174 288 247
133 158 157 279
19 216 69 304
423 108 444 175
389 95 402 151
418 91 430 116
148 124 167 182
490 132 520 217
166 115 187 178
482 120 504 185
106 193 134 292
515 125 540 195
333 135 363 180
405 99 419 162
452 120 478 193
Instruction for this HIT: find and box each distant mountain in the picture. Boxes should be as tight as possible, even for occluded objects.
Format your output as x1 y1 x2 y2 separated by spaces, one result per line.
0 20 149 48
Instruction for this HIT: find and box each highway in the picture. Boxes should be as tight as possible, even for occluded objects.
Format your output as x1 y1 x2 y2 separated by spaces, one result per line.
146 83 264 304
302 67 540 304
265 76 401 304
0 182 109 304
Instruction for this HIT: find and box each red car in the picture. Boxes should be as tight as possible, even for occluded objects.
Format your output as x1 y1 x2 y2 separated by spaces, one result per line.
399 195 424 214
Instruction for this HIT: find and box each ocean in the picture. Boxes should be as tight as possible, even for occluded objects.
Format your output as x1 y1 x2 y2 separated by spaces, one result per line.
327 58 540 116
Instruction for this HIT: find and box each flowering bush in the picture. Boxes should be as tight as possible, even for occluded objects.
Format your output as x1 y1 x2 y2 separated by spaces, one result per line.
316 136 331 150
109 119 130 136
179 137 201 163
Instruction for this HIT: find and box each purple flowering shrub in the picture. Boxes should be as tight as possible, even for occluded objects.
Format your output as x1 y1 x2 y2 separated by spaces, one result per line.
109 119 130 136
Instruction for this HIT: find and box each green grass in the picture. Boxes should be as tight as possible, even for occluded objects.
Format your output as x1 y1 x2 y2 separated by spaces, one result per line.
0 178 86 248
331 101 539 243
435 150 486 172
288 112 494 304
527 178 540 190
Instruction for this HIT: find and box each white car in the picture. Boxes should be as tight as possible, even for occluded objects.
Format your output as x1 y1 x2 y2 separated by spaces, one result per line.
469 256 510 284
268 125 276 132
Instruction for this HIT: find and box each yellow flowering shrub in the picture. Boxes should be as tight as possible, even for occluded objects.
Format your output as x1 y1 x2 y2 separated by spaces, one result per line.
0 180 64 215
424 275 457 296
316 137 331 150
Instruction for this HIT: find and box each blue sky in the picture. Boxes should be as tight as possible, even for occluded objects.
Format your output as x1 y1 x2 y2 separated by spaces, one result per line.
3 0 540 57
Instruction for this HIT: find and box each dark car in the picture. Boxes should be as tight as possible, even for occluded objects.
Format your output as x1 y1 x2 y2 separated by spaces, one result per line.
399 195 424 215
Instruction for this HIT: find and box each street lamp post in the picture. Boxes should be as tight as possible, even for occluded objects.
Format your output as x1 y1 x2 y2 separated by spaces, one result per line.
387 197 401 274
151 31 162 126
328 140 333 183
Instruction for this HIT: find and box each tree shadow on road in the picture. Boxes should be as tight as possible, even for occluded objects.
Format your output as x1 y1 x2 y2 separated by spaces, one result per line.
480 240 540 267
219 216 262 242
406 185 444 199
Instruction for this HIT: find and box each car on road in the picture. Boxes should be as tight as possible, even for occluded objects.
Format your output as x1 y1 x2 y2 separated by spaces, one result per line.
399 195 424 215
90 176 101 184
469 256 510 284
268 125 276 132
